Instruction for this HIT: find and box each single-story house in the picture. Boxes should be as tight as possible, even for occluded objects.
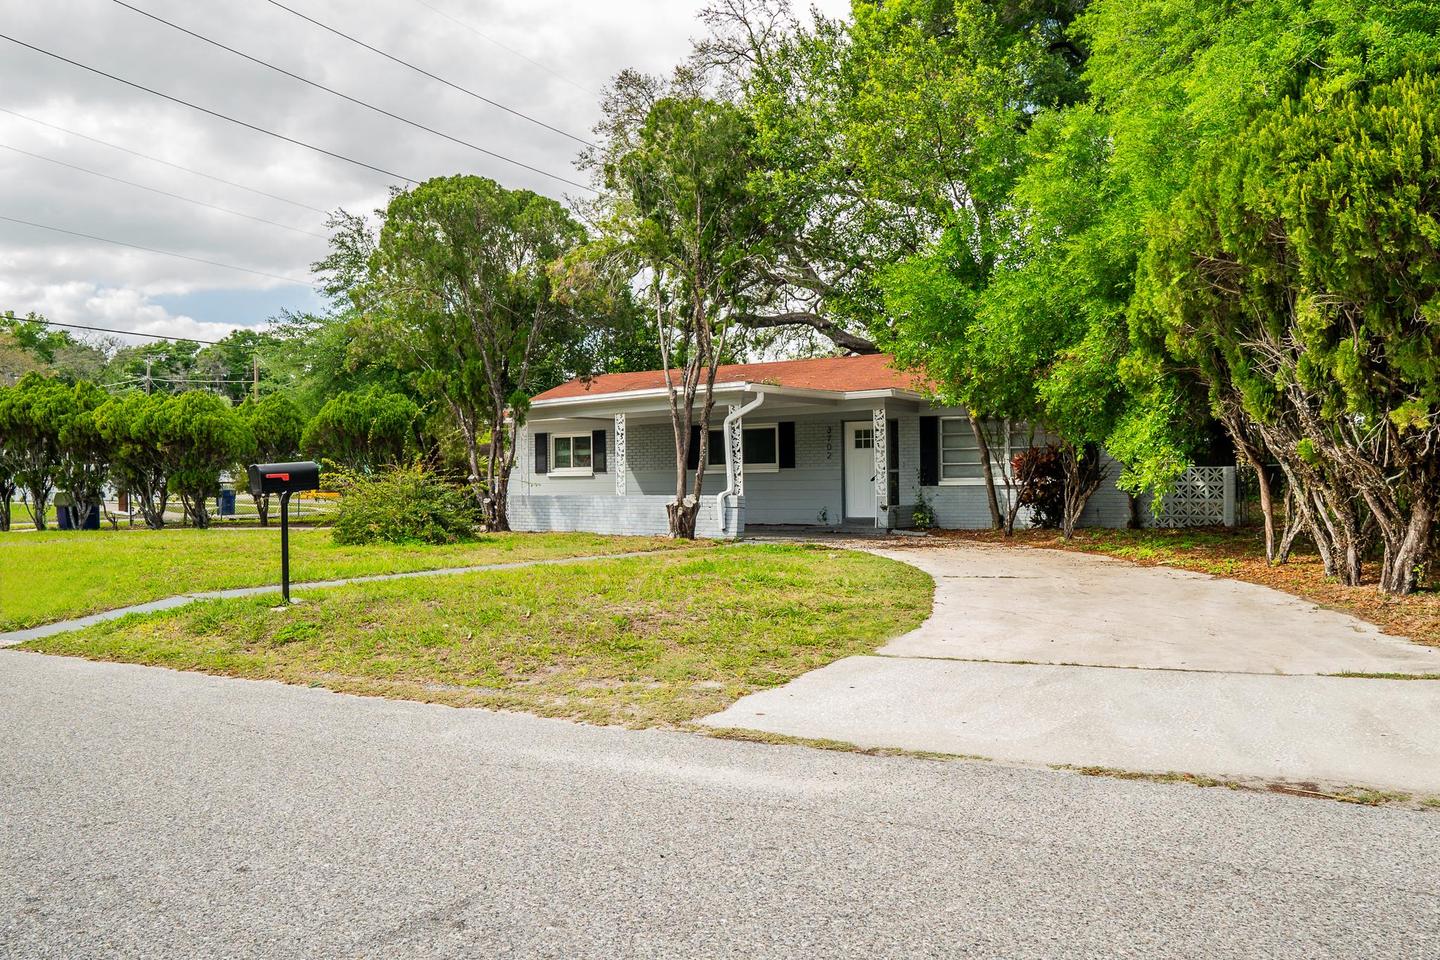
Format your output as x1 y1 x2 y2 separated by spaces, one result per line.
508 354 1235 538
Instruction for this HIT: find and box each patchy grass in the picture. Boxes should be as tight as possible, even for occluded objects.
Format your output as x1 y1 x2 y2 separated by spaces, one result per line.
1059 764 1230 789
0 528 699 631
691 736 1440 811
941 527 1440 649
1056 764 1439 811
701 726 987 761
22 545 934 727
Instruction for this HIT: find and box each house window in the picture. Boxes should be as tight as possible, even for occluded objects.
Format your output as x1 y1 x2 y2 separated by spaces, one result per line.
704 424 780 473
743 424 779 467
940 418 1008 484
854 428 873 450
551 433 593 476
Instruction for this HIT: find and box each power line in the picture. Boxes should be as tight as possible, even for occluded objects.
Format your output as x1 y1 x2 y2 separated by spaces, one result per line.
0 142 328 240
0 106 329 215
0 32 418 186
111 1 594 193
0 214 314 285
260 0 596 149
149 375 255 383
408 0 598 97
17 318 226 345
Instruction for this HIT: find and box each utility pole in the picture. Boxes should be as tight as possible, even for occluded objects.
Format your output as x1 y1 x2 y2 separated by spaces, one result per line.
144 357 152 395
252 353 260 401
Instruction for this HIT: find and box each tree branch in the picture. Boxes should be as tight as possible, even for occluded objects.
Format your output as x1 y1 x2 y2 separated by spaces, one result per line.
735 311 879 354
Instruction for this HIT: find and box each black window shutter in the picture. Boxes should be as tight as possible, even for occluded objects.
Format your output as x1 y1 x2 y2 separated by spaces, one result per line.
534 432 549 474
778 421 796 469
919 417 938 485
592 429 607 473
686 425 701 470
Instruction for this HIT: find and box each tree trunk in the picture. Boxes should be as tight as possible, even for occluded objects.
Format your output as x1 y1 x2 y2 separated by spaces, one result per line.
1308 486 1364 585
71 501 95 531
1276 485 1305 564
25 484 49 530
256 492 271 527
1060 444 1105 539
969 416 1003 532
1253 464 1277 563
1125 493 1141 530
1221 411 1276 562
1377 495 1434 595
667 498 699 540
142 494 166 530
0 484 12 532
134 481 167 530
1330 494 1365 587
182 493 211 529
489 468 511 532
1306 490 1337 578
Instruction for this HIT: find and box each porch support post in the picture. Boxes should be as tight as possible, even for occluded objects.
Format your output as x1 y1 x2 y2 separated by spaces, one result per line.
726 403 744 498
872 406 888 529
613 413 627 496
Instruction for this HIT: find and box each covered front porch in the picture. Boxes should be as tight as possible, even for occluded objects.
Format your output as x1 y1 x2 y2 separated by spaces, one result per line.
509 382 924 539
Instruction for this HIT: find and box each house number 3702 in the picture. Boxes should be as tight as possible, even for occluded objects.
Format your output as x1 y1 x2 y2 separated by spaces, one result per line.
825 425 833 460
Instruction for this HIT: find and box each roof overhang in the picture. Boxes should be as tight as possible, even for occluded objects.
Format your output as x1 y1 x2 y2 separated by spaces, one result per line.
529 381 927 417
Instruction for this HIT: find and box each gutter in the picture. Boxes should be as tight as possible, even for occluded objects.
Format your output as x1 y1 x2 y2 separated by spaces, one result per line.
715 391 766 537
529 382 925 412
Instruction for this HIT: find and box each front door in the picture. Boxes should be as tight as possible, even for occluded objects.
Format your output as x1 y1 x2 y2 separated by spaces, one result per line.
843 421 877 520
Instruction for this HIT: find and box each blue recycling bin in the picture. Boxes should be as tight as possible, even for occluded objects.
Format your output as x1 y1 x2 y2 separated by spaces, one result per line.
55 503 99 530
218 489 237 516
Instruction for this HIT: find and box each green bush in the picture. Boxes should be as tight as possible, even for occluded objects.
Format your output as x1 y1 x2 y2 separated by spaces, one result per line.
331 464 479 546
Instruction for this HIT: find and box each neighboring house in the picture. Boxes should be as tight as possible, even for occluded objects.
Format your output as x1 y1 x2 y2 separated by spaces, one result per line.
509 354 1235 538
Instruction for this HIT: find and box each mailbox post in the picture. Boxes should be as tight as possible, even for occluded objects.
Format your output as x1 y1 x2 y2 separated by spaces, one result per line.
247 461 321 603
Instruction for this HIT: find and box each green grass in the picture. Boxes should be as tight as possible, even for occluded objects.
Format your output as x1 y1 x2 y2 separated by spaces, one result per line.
3 503 58 530
0 528 698 631
22 545 934 726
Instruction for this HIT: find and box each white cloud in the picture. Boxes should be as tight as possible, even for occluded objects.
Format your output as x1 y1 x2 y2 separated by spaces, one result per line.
2 0 850 342
0 276 246 344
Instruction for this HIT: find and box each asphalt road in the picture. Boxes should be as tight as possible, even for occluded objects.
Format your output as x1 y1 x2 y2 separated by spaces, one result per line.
2 651 1437 959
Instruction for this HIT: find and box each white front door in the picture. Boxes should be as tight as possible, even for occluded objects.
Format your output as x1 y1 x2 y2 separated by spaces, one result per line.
843 421 877 520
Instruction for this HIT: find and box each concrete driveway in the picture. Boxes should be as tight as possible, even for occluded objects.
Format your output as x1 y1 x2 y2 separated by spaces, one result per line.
702 543 1440 792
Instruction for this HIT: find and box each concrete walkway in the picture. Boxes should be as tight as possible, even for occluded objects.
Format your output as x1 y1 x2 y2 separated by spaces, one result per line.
702 543 1440 793
0 549 671 647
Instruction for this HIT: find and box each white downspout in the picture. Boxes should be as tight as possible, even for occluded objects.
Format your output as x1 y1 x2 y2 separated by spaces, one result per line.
715 391 765 538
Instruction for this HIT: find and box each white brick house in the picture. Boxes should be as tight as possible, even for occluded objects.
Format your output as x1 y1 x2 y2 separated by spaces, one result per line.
509 354 1235 538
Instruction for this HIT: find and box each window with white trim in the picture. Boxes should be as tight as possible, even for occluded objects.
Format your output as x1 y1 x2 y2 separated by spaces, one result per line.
940 417 1009 483
703 424 779 472
550 432 593 476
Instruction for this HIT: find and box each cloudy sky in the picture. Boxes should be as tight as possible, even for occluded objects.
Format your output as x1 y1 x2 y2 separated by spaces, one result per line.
1 0 850 346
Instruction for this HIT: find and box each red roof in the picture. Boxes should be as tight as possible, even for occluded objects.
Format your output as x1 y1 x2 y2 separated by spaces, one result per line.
532 353 928 402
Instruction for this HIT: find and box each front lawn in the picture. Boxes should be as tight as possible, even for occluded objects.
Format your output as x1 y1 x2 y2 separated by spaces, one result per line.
21 545 934 726
0 528 695 631
944 527 1440 649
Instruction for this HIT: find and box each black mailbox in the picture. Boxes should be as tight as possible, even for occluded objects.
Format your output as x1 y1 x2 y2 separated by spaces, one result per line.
247 461 321 604
247 461 321 497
